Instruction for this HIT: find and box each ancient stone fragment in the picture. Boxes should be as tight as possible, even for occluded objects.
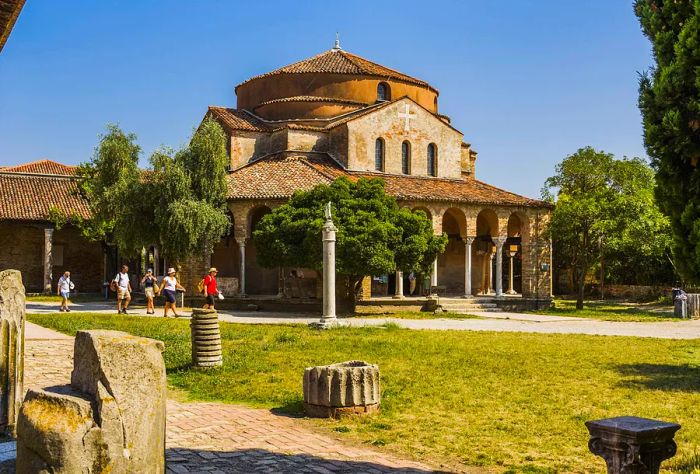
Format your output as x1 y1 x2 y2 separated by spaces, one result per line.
190 308 222 367
303 361 380 418
17 330 166 473
0 269 25 436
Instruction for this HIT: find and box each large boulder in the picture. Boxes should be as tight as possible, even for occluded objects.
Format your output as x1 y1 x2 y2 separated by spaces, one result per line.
17 330 166 474
0 269 25 435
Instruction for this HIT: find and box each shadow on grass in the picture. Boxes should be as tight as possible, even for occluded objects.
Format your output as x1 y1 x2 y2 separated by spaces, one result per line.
615 363 700 392
165 448 446 473
270 399 304 418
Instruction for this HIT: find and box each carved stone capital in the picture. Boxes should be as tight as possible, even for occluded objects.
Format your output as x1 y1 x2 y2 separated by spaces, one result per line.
464 236 476 246
235 237 246 248
493 236 507 248
586 417 680 474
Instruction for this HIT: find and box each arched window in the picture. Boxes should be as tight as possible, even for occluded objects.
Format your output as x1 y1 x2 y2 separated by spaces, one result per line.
377 82 390 102
401 141 411 175
427 143 437 177
375 138 385 171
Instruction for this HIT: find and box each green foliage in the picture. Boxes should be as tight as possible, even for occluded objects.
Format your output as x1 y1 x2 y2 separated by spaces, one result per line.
252 177 446 302
56 117 230 263
543 147 673 308
636 0 700 283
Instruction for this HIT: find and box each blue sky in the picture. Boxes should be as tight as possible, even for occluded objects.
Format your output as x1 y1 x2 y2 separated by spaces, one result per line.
0 1 651 198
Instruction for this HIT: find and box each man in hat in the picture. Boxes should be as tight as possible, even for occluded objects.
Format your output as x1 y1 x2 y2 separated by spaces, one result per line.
203 267 219 310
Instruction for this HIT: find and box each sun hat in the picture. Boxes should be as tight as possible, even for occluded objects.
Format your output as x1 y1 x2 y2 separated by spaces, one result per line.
209 267 218 273
167 267 176 274
147 268 153 273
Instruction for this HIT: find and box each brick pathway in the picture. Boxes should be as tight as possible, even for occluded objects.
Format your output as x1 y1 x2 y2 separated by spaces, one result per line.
22 333 441 473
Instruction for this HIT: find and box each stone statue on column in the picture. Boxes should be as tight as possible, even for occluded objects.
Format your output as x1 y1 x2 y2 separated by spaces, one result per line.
311 202 341 328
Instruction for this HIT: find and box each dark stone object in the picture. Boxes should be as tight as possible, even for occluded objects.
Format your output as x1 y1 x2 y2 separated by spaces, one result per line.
586 416 681 474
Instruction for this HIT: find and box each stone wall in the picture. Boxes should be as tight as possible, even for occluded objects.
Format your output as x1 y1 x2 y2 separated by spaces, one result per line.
0 222 103 293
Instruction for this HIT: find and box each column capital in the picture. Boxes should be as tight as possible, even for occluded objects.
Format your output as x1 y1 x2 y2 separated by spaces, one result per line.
493 236 507 247
44 227 54 236
464 236 476 245
235 237 246 247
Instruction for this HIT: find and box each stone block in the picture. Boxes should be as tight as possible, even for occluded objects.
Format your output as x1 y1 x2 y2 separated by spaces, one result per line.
190 308 222 368
0 269 25 436
303 361 380 418
17 330 167 473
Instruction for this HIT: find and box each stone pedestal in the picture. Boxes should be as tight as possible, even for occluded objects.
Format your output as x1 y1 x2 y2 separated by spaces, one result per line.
17 330 167 474
303 361 380 418
0 269 24 436
687 293 700 319
586 416 681 474
190 308 223 367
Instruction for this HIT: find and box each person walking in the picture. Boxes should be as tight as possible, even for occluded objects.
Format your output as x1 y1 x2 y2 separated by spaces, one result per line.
203 267 219 310
158 267 185 318
141 269 159 315
112 264 132 314
56 271 74 312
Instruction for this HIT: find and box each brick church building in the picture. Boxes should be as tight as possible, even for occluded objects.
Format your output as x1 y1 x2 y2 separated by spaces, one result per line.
0 42 552 307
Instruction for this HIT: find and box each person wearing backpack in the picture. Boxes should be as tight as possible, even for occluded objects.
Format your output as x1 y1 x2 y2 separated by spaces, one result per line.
202 267 219 310
56 271 74 312
111 264 132 315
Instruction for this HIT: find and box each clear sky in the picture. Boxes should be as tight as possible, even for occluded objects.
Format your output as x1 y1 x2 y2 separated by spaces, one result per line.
0 1 652 199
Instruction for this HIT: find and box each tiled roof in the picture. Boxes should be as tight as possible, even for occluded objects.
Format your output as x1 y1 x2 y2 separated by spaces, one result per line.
0 0 25 52
208 106 270 132
1 159 77 175
236 49 436 92
227 154 341 199
0 173 91 222
228 153 549 208
257 95 366 107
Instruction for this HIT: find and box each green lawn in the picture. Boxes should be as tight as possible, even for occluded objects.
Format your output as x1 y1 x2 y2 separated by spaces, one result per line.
27 313 700 473
531 299 678 322
26 294 105 303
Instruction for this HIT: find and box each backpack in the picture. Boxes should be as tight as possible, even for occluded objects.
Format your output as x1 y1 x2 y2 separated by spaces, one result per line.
196 278 205 294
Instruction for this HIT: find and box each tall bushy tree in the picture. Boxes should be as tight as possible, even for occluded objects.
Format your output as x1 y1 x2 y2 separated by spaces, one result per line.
636 0 700 282
55 117 230 264
252 177 446 308
543 147 672 309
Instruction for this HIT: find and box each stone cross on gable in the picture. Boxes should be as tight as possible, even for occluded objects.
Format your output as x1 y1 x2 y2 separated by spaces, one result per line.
397 103 416 131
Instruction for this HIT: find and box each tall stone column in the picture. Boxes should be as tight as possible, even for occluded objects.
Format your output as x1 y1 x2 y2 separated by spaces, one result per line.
236 238 246 297
321 214 338 322
507 248 517 295
153 246 159 277
494 236 506 297
43 228 54 294
464 237 474 298
393 270 404 299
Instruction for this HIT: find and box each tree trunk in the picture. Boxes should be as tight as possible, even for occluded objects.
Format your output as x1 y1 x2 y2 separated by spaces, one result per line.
576 269 585 310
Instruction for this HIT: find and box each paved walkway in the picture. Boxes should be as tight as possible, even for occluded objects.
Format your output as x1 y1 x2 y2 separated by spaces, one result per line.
17 324 439 473
27 301 700 340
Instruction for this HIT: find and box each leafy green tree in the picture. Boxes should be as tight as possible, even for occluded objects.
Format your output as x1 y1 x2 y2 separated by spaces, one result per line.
54 117 230 264
252 177 446 308
636 0 700 283
543 147 673 309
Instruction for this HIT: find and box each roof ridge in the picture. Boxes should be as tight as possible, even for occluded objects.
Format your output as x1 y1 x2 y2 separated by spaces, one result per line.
472 178 544 204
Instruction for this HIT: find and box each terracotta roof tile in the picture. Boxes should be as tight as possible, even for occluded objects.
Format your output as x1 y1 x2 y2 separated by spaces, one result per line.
0 173 90 222
1 159 77 175
228 154 549 208
257 95 366 107
236 49 436 92
0 0 25 52
208 106 270 132
227 154 341 199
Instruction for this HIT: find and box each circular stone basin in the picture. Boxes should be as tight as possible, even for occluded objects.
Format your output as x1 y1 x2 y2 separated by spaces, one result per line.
303 360 380 418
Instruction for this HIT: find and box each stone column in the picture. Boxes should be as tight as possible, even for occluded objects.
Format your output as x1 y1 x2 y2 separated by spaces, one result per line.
463 237 474 298
430 258 438 288
43 228 54 293
507 250 517 295
312 207 339 329
393 270 404 299
236 238 246 297
586 416 680 474
494 237 506 297
0 270 24 436
153 246 159 277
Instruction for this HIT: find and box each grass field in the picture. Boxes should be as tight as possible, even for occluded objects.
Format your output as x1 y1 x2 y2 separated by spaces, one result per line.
531 299 678 322
27 313 700 473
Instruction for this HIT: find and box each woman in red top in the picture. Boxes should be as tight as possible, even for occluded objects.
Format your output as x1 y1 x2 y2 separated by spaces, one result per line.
203 267 219 309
